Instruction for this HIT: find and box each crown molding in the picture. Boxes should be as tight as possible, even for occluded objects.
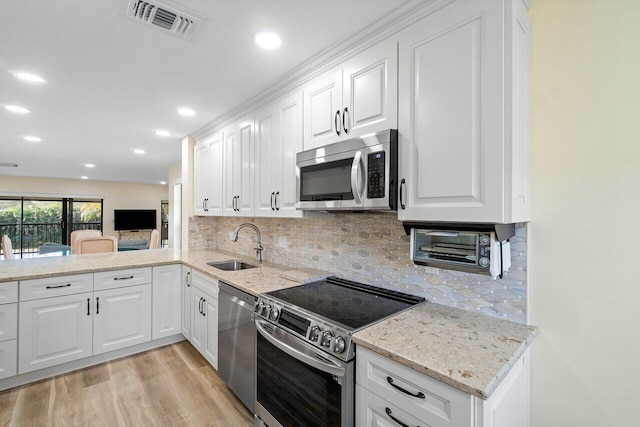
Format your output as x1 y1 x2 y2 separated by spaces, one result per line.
191 0 455 140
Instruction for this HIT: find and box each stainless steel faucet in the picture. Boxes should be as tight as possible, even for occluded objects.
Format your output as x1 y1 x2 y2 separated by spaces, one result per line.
231 223 263 263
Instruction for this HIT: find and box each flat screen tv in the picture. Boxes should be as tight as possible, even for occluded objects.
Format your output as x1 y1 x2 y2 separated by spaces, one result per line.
114 209 157 231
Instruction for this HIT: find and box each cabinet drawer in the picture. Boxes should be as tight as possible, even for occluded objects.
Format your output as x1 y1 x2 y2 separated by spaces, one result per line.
356 346 472 427
0 282 18 304
0 304 17 342
357 384 425 427
191 270 218 298
20 274 93 301
0 340 17 380
94 267 152 291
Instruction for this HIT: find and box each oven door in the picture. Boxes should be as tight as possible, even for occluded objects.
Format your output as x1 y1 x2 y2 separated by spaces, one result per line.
255 320 354 427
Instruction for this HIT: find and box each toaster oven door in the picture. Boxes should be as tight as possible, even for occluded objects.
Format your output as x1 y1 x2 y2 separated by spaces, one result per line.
412 230 479 267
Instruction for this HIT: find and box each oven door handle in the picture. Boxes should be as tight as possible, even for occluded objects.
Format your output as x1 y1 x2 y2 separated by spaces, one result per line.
256 320 346 377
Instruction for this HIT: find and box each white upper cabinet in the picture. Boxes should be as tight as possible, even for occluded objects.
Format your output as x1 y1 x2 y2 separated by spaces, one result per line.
303 37 398 151
255 91 304 218
194 131 223 216
223 115 255 216
397 0 531 223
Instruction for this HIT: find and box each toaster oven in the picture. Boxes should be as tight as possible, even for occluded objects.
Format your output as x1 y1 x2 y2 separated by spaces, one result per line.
409 228 511 279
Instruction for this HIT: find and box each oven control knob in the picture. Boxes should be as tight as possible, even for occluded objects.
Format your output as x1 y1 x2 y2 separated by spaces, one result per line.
309 326 321 342
321 331 333 348
263 305 271 316
479 257 490 267
269 308 279 321
255 302 264 314
333 336 346 354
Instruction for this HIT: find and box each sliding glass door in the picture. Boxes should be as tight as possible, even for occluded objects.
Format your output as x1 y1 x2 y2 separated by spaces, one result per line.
0 196 103 258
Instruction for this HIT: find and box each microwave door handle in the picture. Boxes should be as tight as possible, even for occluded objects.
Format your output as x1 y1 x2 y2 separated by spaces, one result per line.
351 151 364 204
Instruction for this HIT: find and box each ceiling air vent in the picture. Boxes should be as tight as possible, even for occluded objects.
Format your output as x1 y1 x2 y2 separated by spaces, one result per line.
117 0 207 41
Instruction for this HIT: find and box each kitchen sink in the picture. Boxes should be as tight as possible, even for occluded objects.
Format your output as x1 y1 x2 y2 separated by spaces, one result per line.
207 260 257 271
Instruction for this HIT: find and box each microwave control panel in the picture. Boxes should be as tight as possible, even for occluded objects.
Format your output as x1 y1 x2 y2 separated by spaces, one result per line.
367 152 385 199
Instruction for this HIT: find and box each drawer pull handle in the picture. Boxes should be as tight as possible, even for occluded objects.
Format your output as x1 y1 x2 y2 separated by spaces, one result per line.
387 376 425 399
96 297 100 314
46 283 72 289
114 275 135 281
87 298 90 316
385 407 412 427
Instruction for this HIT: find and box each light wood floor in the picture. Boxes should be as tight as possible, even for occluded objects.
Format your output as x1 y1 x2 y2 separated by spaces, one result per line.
0 341 254 426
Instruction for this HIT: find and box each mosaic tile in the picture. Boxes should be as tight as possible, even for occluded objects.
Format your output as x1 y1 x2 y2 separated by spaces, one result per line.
190 215 527 323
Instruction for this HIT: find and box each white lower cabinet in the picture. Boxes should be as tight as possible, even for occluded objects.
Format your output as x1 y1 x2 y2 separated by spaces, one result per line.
17 265 181 376
181 266 192 340
0 282 20 378
93 284 151 355
190 271 218 370
19 292 93 373
0 340 17 380
356 346 530 427
151 265 182 340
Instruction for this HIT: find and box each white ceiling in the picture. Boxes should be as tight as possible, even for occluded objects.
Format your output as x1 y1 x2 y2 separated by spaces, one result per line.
0 0 407 185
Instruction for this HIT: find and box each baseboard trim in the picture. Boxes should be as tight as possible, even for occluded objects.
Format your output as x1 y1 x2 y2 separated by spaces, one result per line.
0 334 185 392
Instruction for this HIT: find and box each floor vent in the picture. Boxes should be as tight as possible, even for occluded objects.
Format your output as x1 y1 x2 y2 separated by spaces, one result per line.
117 0 207 41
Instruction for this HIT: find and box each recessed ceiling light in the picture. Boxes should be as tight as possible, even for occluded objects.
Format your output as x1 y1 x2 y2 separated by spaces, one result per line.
23 136 42 142
85 163 95 168
155 130 171 137
4 105 30 114
134 149 145 155
9 70 46 84
177 107 195 117
81 176 89 180
160 181 167 185
253 31 282 49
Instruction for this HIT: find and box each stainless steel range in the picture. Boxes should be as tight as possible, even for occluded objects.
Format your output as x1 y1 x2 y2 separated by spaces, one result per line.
254 276 425 427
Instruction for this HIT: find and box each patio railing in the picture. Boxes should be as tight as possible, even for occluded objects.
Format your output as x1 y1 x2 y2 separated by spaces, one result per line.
0 222 101 257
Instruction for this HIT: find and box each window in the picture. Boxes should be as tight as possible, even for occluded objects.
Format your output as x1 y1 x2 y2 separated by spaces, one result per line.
0 196 103 258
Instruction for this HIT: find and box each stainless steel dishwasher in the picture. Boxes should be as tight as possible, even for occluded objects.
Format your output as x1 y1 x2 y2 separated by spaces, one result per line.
218 281 256 413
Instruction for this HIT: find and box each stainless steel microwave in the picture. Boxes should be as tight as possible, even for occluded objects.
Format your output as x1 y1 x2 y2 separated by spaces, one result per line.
295 129 398 211
409 228 511 279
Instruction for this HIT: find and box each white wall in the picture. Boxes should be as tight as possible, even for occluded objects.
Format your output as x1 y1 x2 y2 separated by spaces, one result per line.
529 1 640 425
0 175 168 239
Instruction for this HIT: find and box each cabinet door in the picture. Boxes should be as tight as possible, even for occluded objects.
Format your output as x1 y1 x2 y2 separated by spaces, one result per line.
342 37 398 139
19 292 93 374
0 340 16 380
190 287 207 354
181 266 192 340
152 265 182 340
194 141 211 216
93 284 151 355
0 303 17 342
237 117 255 216
222 124 238 216
206 132 224 215
195 133 224 216
203 296 218 370
275 91 304 217
223 117 255 216
303 67 342 150
398 0 505 222
254 104 279 217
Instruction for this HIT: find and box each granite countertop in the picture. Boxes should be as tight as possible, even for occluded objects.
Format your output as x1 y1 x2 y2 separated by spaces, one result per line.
1 249 537 399
0 248 329 297
352 302 538 399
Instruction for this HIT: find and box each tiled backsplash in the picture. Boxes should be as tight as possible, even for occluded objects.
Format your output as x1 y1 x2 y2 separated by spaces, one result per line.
190 214 527 323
